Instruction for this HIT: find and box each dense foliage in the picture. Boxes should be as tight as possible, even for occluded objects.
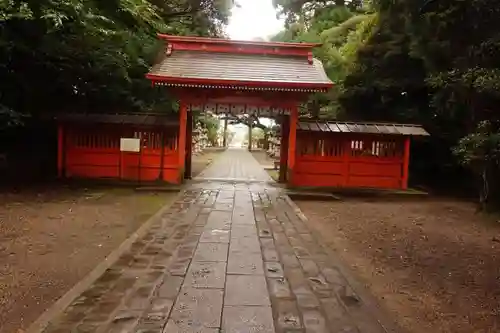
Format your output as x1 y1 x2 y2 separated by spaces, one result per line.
0 0 230 181
0 0 231 123
272 0 500 208
198 113 221 146
271 0 369 118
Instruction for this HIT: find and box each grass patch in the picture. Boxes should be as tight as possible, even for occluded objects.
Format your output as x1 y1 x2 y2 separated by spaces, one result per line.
266 169 279 181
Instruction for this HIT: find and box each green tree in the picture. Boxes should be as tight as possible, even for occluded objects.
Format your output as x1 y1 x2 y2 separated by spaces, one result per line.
273 0 363 26
0 0 232 129
453 121 500 211
339 1 428 123
338 0 500 208
198 114 220 146
271 2 372 119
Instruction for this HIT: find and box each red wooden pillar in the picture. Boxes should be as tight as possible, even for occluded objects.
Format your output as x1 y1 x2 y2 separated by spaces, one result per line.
178 101 188 183
402 137 411 189
57 124 64 178
279 115 290 183
184 110 193 179
287 106 298 185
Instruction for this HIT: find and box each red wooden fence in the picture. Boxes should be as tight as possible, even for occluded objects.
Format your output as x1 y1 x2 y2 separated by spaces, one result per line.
292 132 408 189
62 125 179 183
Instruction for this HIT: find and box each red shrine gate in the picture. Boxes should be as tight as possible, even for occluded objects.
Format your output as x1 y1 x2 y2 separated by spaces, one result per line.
145 34 334 184
57 34 429 189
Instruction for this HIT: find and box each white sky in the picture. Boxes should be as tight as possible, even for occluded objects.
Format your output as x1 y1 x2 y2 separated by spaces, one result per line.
226 0 285 40
224 0 282 135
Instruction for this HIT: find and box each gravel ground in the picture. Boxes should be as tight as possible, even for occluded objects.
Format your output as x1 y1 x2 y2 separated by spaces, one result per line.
296 198 500 333
0 187 176 333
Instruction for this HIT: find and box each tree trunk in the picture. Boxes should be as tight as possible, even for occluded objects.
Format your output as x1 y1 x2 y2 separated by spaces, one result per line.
310 99 321 119
263 132 269 150
478 164 491 212
222 114 228 147
248 125 252 151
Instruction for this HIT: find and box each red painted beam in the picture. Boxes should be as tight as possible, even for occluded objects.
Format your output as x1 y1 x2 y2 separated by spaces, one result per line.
170 42 313 58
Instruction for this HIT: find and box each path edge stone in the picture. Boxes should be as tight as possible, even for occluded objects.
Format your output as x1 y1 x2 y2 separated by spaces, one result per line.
283 195 407 333
26 190 185 333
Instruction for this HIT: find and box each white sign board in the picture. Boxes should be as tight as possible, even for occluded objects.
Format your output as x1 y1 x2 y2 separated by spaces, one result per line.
120 138 141 152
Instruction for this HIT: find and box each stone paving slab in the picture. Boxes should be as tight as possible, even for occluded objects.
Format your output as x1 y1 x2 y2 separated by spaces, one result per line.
193 243 228 262
222 306 275 333
169 288 223 330
36 149 398 333
199 229 230 243
225 275 271 306
184 261 226 288
227 252 264 275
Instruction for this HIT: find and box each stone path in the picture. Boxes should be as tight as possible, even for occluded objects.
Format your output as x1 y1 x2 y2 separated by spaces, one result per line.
196 148 272 182
40 149 394 333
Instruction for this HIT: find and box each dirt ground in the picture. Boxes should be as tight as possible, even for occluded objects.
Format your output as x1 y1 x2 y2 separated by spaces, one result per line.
296 198 500 333
0 186 177 333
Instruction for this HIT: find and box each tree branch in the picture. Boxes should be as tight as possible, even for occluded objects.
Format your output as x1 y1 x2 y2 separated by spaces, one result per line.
226 114 269 131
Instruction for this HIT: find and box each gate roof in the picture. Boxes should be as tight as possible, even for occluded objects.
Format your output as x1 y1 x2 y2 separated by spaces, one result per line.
146 35 333 93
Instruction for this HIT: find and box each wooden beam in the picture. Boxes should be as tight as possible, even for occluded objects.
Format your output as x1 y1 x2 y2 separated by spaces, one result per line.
169 42 314 57
172 88 308 106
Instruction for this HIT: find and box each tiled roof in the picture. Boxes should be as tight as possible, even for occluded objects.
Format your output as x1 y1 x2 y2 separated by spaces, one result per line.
147 51 333 92
298 121 429 136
